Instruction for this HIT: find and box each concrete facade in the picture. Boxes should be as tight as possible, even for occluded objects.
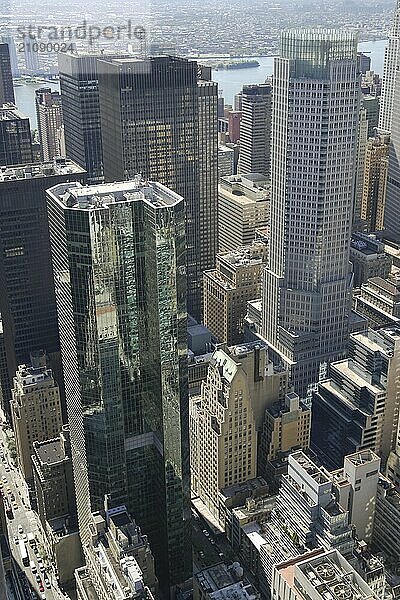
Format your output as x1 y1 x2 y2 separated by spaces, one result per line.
190 343 287 522
204 242 267 345
218 174 269 252
11 357 63 481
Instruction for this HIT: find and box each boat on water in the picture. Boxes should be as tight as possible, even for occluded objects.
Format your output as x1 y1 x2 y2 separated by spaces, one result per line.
225 60 260 69
210 59 260 70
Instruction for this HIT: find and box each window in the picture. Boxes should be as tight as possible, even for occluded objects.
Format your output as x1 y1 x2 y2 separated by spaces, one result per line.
366 470 378 478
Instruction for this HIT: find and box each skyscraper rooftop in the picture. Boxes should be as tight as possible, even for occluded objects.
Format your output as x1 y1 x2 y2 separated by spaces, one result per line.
52 179 182 210
0 159 85 182
274 549 377 600
0 105 27 120
281 28 358 62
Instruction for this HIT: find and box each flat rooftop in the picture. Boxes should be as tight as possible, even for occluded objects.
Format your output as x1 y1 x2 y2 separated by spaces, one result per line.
366 276 399 296
352 330 392 354
220 477 268 500
0 105 28 120
109 511 131 529
209 581 259 599
345 449 380 467
289 451 330 486
75 567 100 600
219 145 234 154
297 550 375 600
49 179 182 210
196 563 235 593
34 438 66 465
332 359 384 394
219 174 270 205
317 379 373 417
267 397 309 418
14 364 54 390
196 563 259 598
350 234 385 256
218 243 267 268
277 549 376 600
0 159 85 182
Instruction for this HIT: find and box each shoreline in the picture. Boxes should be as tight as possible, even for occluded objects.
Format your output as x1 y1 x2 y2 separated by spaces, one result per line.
187 38 388 61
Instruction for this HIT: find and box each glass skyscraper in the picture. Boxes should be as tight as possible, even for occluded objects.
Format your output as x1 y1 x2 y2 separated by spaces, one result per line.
0 43 14 105
379 0 400 134
97 56 218 320
238 83 272 177
47 178 191 596
382 2 400 243
0 106 32 167
58 52 131 184
0 159 85 417
262 30 360 398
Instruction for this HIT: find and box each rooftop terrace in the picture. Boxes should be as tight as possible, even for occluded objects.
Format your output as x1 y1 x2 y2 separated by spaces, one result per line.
0 158 85 182
49 178 182 210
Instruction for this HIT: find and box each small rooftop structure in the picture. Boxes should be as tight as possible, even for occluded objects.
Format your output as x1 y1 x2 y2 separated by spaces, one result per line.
195 562 259 599
0 105 28 121
48 178 182 211
0 158 85 182
34 438 66 465
13 362 54 394
275 548 377 600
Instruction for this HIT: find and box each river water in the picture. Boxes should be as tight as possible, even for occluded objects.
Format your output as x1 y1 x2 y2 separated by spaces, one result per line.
213 39 388 104
14 39 387 128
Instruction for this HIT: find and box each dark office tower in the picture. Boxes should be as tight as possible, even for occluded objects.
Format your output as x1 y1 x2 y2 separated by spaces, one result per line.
218 94 225 117
0 316 9 417
234 90 243 111
0 160 86 420
0 106 32 166
47 179 191 596
98 56 218 320
35 88 64 161
0 43 14 105
357 52 371 75
198 77 219 299
262 30 360 399
363 95 379 139
58 51 130 184
238 83 272 177
227 109 241 143
3 36 19 77
23 35 39 74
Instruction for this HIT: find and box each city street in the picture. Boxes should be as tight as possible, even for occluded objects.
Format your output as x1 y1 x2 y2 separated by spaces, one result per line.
0 422 66 600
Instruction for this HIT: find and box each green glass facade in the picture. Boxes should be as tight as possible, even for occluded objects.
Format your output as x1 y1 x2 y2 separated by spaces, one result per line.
281 29 358 78
47 180 191 596
97 56 218 321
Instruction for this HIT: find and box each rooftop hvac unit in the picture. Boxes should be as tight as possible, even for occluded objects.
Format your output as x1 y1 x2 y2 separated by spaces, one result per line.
332 583 352 599
315 563 336 581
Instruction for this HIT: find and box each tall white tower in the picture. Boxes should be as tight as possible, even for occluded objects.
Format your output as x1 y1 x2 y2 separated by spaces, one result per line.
383 2 400 242
262 29 360 398
379 0 400 133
